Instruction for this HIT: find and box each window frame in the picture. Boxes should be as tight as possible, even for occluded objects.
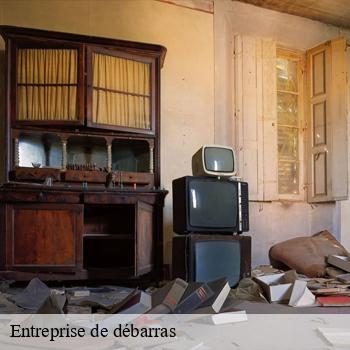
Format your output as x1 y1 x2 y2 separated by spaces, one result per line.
276 48 306 201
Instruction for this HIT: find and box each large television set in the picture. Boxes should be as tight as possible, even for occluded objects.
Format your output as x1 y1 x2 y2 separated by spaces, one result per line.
192 144 236 177
172 176 249 234
172 234 251 287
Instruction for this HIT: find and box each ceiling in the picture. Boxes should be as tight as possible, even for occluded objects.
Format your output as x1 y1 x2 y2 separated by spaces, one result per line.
235 0 350 29
157 0 214 13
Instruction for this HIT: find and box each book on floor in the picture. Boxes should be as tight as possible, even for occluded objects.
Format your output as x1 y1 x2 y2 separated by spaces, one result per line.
148 278 188 314
317 295 350 306
173 282 214 314
118 290 152 314
199 277 231 313
328 255 350 273
337 273 350 283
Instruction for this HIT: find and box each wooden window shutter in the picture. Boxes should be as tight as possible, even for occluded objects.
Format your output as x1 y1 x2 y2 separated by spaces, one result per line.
234 35 278 201
306 38 348 202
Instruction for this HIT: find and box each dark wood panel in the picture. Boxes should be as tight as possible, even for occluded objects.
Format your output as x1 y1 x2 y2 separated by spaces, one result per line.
0 205 5 269
9 204 83 269
135 201 154 276
83 192 158 205
106 171 154 189
0 190 81 203
63 170 107 183
12 167 61 181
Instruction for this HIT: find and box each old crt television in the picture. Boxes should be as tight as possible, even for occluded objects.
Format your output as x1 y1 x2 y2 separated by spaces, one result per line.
172 234 251 287
192 144 236 177
172 176 249 234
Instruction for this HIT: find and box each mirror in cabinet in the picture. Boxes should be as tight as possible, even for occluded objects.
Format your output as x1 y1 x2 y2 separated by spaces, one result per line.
10 133 156 187
12 132 62 181
109 138 155 189
64 135 108 183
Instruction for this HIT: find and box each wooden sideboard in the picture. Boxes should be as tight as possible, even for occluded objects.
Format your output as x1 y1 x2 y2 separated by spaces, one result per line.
0 184 167 281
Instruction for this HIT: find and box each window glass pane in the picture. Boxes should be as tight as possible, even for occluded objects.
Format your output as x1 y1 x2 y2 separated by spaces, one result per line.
277 92 298 127
277 54 301 196
276 58 297 92
91 52 151 129
278 126 298 161
278 161 299 194
16 48 78 121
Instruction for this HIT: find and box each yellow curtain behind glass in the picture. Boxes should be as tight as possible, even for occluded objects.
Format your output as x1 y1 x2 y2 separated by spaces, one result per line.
92 53 151 129
17 49 78 121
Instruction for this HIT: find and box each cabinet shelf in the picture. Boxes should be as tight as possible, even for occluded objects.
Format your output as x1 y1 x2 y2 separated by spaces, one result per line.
83 233 133 240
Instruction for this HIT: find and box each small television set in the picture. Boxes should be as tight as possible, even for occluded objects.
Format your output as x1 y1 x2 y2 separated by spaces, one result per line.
172 176 249 234
192 144 236 177
172 234 251 287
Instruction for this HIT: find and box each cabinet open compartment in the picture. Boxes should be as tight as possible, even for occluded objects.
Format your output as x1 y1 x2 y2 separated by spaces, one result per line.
83 205 135 270
83 202 154 276
112 139 150 173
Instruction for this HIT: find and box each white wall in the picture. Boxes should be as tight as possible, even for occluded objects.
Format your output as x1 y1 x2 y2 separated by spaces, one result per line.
0 0 215 265
215 0 350 266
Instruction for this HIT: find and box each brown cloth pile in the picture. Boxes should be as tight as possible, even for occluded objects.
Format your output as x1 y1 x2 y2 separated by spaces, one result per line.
269 230 349 277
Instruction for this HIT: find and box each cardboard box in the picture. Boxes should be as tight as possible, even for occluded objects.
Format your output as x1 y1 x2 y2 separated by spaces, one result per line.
254 273 293 303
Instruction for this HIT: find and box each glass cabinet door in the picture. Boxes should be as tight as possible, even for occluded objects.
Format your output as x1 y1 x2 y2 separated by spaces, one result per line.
87 46 155 134
12 38 84 125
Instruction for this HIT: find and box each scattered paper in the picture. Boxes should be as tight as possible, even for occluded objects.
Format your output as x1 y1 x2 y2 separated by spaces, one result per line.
12 278 50 310
288 280 318 307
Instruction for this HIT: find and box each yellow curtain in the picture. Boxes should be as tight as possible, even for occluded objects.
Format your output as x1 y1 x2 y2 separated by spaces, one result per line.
92 53 151 129
17 49 78 121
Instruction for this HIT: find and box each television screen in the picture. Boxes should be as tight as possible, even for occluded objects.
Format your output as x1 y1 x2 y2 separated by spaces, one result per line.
192 144 236 177
194 240 241 287
172 234 251 287
172 176 249 234
204 146 234 173
188 178 237 229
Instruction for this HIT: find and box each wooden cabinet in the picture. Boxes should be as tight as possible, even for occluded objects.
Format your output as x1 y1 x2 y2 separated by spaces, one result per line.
0 187 166 281
0 26 167 281
3 26 164 134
